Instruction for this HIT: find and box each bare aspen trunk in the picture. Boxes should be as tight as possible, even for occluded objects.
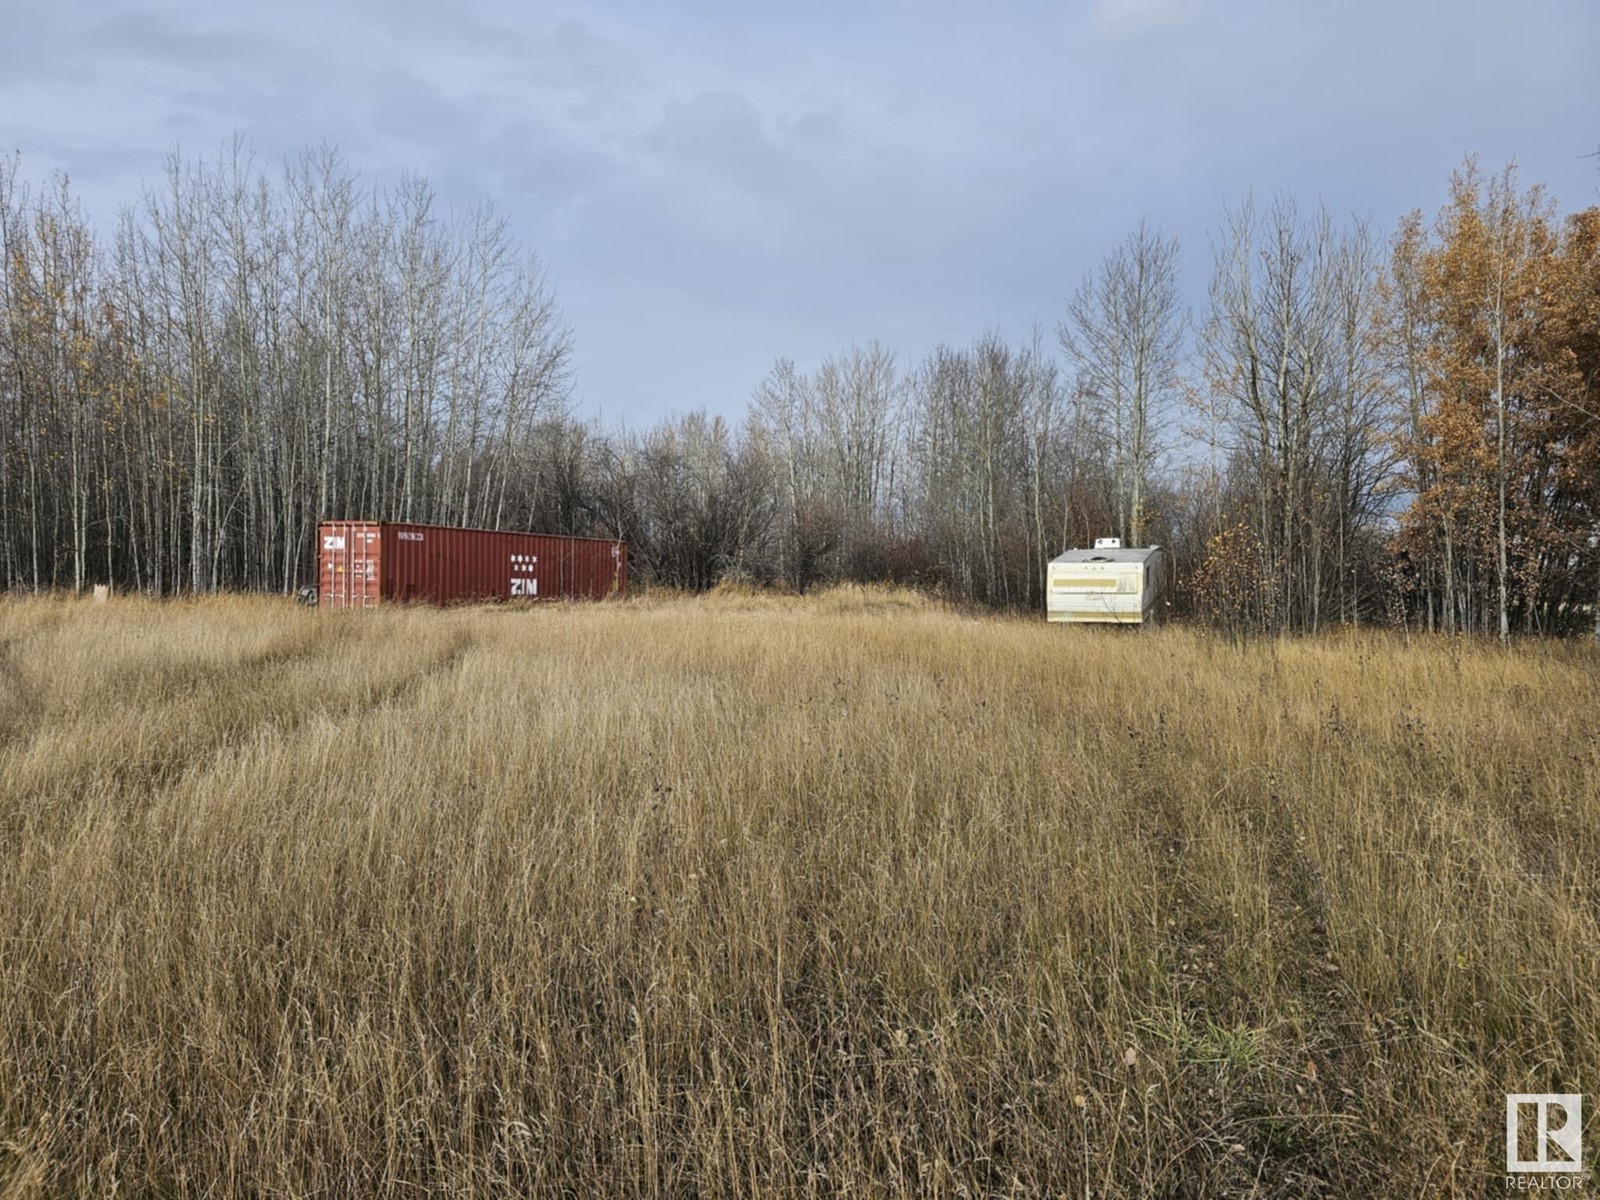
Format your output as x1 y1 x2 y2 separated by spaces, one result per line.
1494 288 1509 646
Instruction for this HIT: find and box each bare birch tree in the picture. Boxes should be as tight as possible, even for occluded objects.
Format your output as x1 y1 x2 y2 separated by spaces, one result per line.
1059 218 1183 547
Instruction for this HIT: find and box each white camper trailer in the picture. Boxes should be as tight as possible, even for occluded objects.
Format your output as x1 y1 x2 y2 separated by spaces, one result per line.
1046 539 1166 624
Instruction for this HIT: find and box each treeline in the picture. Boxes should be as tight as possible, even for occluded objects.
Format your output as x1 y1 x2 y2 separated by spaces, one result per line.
2 147 1597 635
0 144 572 594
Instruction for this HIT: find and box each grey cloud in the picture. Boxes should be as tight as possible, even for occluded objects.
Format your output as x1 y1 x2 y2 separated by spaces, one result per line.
4 0 1597 425
0 8 80 84
84 9 263 66
491 119 615 204
568 86 1032 322
362 68 485 151
631 91 795 196
516 18 647 93
1090 0 1195 40
786 110 844 150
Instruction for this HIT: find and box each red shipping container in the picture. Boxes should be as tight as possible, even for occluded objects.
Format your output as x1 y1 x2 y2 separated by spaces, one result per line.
317 521 627 609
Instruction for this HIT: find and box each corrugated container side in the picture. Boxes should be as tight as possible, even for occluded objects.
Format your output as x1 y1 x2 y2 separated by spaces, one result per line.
319 521 626 609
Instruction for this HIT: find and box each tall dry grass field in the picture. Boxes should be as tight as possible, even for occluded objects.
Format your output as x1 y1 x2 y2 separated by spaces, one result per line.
0 589 1595 1197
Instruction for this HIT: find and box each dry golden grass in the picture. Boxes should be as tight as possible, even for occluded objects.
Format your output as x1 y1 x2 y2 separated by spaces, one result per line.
0 588 1596 1197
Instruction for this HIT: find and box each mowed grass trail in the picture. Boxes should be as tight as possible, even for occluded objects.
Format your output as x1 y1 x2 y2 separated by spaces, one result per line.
0 589 1596 1198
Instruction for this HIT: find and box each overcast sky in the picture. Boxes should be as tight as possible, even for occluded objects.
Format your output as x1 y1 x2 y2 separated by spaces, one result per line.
6 0 1598 423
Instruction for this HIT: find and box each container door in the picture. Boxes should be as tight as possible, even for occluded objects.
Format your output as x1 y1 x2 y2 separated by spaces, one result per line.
320 523 381 609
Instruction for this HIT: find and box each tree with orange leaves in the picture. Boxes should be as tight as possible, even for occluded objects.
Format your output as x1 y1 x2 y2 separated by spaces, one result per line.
1389 161 1600 637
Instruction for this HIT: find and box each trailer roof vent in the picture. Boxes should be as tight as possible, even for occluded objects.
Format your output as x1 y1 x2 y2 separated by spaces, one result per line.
1094 537 1121 550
